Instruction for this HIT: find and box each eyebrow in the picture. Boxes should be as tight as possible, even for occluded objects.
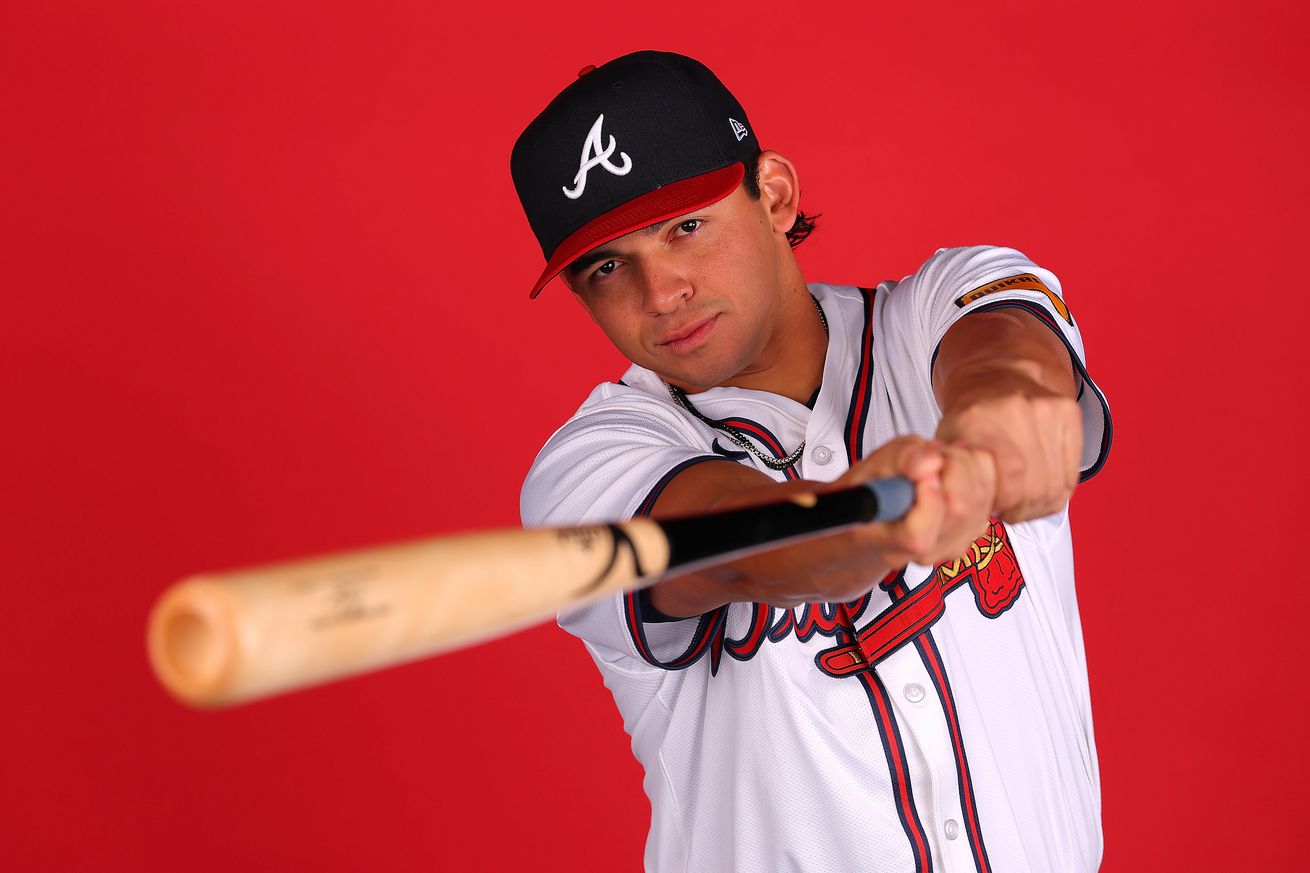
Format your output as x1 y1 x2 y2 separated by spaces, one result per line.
567 248 621 276
567 217 675 276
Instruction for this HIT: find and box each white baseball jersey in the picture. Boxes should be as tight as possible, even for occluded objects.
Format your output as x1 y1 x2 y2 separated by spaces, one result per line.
521 245 1112 873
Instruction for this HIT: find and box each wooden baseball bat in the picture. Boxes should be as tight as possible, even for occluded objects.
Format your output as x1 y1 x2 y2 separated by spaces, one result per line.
147 477 914 709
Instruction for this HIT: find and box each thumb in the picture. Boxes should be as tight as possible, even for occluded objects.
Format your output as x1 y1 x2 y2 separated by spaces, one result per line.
901 439 945 481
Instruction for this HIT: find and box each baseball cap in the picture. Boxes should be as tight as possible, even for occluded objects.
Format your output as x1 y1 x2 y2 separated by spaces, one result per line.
511 51 758 298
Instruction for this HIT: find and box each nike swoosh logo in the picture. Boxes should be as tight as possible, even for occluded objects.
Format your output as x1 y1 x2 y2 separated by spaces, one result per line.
711 438 749 460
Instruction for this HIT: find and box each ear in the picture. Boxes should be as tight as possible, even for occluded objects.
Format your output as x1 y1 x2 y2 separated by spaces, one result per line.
755 150 801 237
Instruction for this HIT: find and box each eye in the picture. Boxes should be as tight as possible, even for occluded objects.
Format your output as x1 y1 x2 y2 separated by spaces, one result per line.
593 260 617 278
675 219 703 236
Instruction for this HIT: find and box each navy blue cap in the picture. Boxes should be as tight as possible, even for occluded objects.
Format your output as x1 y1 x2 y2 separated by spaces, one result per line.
511 51 758 298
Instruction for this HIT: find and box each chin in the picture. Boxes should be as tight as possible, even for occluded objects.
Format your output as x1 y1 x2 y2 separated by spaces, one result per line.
661 362 742 392
642 339 752 389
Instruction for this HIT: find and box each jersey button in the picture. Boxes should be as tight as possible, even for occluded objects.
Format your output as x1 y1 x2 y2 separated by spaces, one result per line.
944 819 960 840
904 683 925 703
811 445 832 465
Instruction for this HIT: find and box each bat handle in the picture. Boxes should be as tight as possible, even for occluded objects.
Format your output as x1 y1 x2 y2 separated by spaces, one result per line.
862 475 915 523
659 475 916 572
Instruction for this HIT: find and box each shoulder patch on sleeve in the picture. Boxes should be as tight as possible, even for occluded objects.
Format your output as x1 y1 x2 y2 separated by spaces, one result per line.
955 272 1074 325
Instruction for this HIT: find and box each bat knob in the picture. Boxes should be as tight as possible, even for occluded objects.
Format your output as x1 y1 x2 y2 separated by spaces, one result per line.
865 476 915 523
147 580 238 707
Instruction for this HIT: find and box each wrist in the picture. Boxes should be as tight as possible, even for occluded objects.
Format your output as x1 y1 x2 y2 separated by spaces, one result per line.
647 569 737 618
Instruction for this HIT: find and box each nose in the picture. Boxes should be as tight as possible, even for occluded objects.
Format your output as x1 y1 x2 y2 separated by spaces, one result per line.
639 262 693 315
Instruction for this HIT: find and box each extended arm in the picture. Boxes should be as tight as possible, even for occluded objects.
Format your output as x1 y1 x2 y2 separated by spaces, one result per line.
645 435 995 617
645 308 1079 618
933 307 1082 522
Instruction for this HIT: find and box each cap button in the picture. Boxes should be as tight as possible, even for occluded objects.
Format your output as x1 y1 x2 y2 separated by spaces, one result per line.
577 64 597 77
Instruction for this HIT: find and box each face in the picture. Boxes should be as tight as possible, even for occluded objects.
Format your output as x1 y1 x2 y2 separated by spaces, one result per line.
565 184 791 392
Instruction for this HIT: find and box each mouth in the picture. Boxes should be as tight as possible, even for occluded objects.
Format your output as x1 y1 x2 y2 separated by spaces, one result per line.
657 314 719 353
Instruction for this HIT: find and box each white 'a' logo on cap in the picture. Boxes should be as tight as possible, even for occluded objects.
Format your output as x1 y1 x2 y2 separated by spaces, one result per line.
562 114 633 200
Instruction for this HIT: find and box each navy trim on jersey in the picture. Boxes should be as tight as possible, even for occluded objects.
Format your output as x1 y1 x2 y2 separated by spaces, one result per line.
722 602 771 662
883 575 993 873
833 293 938 870
621 455 732 666
837 612 934 873
721 415 802 480
915 630 993 873
880 566 908 594
770 593 872 645
843 287 877 466
634 455 727 518
635 587 685 624
858 574 947 663
929 299 1113 483
624 593 728 671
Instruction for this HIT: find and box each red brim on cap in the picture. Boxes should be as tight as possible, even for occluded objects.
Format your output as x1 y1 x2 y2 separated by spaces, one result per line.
529 163 745 298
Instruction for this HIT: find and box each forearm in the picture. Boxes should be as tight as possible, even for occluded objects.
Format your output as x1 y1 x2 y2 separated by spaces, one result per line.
644 453 918 619
933 309 1078 412
648 520 898 618
933 308 1083 520
640 436 969 618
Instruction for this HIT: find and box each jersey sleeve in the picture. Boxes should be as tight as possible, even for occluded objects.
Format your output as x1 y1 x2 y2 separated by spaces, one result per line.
521 384 731 670
880 245 1111 480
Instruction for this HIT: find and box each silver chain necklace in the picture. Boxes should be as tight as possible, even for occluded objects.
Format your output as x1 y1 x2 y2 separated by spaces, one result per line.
664 295 828 471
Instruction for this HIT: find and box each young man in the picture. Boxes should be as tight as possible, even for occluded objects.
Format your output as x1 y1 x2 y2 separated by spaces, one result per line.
512 51 1111 872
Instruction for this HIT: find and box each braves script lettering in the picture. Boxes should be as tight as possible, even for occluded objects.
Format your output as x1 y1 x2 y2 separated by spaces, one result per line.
708 520 1027 676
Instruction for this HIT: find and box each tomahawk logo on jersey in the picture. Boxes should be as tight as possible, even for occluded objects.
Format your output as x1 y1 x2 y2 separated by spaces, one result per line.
523 245 1112 872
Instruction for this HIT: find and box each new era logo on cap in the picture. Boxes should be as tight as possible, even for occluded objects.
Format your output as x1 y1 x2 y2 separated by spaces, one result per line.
511 51 759 298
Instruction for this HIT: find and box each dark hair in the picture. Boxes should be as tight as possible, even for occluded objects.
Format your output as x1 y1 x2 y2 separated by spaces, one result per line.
741 151 819 247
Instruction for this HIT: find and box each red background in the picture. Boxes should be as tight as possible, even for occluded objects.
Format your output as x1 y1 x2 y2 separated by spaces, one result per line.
4 2 1307 870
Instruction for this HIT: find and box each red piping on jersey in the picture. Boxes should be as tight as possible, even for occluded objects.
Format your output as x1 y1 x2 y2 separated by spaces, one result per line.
835 287 933 869
721 603 769 660
722 418 784 454
818 586 945 676
624 455 731 670
722 417 801 480
623 591 727 670
886 568 996 873
844 288 876 466
853 668 934 872
916 631 992 873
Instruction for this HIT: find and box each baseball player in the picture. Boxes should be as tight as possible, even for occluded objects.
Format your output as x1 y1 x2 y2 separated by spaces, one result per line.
511 51 1111 872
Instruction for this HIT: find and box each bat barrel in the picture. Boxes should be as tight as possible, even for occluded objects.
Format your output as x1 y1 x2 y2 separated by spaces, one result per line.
146 522 672 708
146 478 913 708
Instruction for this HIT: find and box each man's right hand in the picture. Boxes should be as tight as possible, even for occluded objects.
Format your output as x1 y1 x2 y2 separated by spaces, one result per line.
827 435 997 573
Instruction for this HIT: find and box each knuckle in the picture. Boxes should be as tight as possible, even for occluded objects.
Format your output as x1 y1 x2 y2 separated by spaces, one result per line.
1003 393 1028 413
901 528 934 558
999 453 1027 483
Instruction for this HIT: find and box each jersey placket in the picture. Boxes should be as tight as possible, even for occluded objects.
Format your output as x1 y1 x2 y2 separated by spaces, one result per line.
830 282 992 873
878 618 983 873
